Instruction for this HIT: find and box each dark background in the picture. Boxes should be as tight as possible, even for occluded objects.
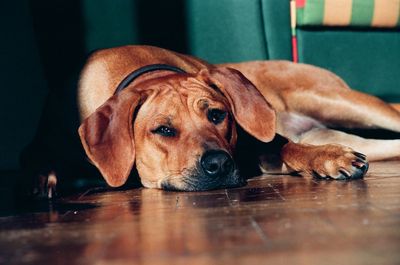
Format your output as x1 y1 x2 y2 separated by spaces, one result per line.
0 0 193 208
0 0 189 173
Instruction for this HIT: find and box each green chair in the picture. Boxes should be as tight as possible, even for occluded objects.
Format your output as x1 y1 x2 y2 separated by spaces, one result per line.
187 0 400 102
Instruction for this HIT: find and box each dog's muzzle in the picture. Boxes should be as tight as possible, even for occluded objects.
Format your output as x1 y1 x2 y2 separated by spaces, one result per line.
161 149 246 191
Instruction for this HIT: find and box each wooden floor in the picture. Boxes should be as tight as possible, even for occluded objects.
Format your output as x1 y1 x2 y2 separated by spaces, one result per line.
1 161 400 265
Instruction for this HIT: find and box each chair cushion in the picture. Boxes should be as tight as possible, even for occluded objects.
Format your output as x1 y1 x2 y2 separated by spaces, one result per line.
296 0 400 28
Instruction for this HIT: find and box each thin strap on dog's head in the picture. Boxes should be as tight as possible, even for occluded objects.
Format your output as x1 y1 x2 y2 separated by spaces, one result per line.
114 64 187 95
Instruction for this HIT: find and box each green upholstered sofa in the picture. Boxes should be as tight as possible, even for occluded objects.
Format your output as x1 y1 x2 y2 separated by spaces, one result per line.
187 0 400 103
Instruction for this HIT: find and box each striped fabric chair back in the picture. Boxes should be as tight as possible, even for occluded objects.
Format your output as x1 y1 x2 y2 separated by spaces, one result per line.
295 0 400 28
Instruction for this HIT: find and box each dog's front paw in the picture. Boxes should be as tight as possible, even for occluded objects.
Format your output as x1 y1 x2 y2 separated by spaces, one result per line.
309 145 369 180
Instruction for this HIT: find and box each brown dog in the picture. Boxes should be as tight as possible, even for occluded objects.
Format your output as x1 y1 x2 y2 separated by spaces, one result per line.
49 45 400 193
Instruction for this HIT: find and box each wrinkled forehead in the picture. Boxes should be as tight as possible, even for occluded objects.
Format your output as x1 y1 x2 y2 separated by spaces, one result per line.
138 75 228 116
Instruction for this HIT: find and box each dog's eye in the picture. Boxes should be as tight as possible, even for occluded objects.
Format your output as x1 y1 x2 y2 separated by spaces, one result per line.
152 126 176 137
207 109 227 125
209 83 219 90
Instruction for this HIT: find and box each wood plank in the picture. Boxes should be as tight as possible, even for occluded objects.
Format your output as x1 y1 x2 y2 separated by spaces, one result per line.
0 161 399 264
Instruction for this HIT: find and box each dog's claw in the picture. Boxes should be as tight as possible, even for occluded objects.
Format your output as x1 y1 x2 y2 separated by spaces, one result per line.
312 170 324 179
338 168 352 179
352 160 365 168
350 164 368 179
353 152 367 160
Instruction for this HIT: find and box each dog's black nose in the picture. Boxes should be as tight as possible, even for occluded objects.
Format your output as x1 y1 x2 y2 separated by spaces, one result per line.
200 150 234 178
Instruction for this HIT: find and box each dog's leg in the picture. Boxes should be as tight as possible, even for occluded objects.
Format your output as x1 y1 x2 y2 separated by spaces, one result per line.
227 61 400 132
280 141 369 180
391 104 400 112
284 88 400 133
272 112 399 180
299 128 400 161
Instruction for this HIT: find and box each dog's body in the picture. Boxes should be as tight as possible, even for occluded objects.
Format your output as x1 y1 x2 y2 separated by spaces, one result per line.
28 45 400 195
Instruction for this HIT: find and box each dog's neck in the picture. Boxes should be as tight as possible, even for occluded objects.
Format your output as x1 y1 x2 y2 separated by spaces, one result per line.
114 64 187 95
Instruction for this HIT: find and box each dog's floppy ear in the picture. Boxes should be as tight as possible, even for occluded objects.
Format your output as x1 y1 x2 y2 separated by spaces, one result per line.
78 89 146 187
200 67 276 142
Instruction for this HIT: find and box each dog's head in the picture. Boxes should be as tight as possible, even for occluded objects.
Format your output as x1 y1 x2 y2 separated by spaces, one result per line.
78 67 276 191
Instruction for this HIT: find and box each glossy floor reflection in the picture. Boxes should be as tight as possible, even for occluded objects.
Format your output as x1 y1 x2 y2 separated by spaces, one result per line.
1 161 400 265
